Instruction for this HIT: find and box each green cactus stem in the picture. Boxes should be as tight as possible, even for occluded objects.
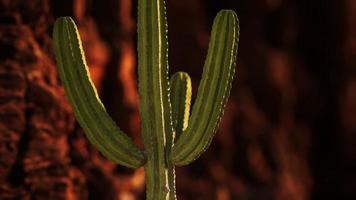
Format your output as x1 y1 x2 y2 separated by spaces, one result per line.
170 10 239 166
53 17 145 169
53 0 239 199
170 72 192 140
137 0 174 198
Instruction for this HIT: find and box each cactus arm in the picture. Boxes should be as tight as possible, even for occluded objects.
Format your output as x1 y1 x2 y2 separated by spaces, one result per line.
137 0 175 199
53 17 145 169
170 10 239 166
164 72 192 200
170 72 192 139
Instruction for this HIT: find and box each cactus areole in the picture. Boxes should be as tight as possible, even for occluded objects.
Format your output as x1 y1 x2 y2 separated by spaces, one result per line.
53 0 239 199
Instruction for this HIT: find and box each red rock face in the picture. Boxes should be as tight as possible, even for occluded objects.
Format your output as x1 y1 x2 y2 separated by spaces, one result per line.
0 14 86 199
0 0 355 199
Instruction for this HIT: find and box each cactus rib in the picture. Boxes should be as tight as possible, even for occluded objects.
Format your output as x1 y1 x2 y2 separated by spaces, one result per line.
53 17 145 169
170 10 239 166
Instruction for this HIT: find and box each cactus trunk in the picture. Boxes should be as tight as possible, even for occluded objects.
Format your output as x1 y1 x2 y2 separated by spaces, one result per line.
137 0 175 199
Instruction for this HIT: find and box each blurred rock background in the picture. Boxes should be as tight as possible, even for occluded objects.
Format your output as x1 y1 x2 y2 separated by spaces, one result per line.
0 0 355 199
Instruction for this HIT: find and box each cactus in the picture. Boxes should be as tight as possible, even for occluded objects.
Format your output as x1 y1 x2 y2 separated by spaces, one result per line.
53 0 239 199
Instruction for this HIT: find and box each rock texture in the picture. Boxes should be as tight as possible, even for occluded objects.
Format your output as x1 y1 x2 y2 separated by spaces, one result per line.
0 0 355 199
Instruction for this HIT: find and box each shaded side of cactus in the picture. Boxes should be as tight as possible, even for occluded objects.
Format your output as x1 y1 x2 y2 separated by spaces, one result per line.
53 0 239 199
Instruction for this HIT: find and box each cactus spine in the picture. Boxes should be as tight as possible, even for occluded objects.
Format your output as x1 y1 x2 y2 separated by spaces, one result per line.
53 0 239 199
